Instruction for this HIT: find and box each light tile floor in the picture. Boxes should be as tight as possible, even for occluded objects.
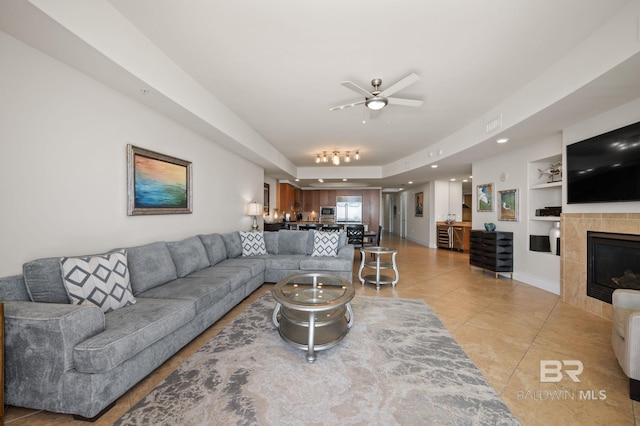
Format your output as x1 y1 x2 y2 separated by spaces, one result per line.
5 233 637 425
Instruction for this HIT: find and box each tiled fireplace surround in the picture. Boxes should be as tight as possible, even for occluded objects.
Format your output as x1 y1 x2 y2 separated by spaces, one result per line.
562 213 640 320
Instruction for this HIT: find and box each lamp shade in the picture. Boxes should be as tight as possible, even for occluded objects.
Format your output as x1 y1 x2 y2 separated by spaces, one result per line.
247 202 262 216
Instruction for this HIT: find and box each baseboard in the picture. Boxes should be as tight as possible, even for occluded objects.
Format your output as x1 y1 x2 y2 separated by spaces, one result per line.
512 272 560 295
404 235 429 247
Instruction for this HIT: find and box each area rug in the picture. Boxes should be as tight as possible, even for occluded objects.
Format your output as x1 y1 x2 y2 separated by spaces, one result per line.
115 293 519 425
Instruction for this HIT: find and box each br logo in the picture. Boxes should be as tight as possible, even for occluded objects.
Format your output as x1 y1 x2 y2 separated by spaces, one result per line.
540 360 584 383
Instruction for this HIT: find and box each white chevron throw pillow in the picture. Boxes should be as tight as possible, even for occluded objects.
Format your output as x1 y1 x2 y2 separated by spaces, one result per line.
240 231 268 256
312 231 339 257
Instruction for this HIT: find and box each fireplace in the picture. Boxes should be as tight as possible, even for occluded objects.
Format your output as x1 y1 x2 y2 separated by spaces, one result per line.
587 231 640 304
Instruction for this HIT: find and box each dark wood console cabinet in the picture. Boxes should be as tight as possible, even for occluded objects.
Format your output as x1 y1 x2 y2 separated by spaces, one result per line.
469 230 513 279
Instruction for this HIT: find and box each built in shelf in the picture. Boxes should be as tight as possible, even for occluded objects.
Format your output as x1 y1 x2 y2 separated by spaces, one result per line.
530 216 561 221
530 181 562 190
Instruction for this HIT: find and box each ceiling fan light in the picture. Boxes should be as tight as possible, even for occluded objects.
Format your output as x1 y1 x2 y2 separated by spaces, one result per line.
365 96 387 110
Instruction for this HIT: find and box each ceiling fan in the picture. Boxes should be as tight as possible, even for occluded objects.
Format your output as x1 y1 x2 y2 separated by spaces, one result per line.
329 73 423 113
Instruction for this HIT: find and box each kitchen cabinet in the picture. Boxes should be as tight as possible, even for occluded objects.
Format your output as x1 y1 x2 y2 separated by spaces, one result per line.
278 183 300 212
469 230 513 278
436 222 470 252
302 190 320 213
279 187 381 233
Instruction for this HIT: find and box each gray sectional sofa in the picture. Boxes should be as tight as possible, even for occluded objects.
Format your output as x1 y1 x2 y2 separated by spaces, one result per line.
0 229 353 419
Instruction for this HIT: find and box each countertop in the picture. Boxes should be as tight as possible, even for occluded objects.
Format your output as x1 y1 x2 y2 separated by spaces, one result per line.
436 221 472 227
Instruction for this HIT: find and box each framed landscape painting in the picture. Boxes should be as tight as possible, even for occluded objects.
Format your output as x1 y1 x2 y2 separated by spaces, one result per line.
127 145 192 215
477 183 494 212
498 188 518 221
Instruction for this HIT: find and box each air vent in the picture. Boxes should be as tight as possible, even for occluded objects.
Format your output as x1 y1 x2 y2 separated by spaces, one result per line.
486 115 502 133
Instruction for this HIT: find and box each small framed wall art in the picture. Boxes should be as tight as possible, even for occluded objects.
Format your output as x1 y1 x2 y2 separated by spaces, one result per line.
127 144 192 216
264 183 270 213
498 188 518 221
415 192 424 217
476 183 494 212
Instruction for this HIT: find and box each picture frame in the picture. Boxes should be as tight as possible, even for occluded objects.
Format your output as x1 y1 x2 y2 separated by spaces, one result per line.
476 183 494 212
498 188 518 221
264 183 270 213
415 192 424 217
127 144 192 216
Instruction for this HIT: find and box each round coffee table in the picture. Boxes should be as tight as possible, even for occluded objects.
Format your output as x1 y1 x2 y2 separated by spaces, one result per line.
272 273 355 363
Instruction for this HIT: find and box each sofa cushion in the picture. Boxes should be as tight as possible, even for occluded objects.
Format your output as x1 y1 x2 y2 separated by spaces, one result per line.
60 250 137 313
300 256 353 272
278 230 309 255
23 257 71 304
240 231 268 256
73 297 194 373
137 277 230 314
167 237 210 277
217 258 266 277
198 233 228 266
126 242 178 295
263 231 278 254
265 255 307 270
221 232 243 258
187 265 253 293
338 232 348 248
0 275 30 301
311 231 340 257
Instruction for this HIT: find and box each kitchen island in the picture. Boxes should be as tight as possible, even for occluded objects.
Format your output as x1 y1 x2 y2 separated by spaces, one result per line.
288 222 369 231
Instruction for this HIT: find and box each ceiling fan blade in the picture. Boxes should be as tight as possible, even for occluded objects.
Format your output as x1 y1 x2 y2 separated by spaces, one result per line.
378 73 420 97
387 97 424 107
329 99 366 111
341 81 373 97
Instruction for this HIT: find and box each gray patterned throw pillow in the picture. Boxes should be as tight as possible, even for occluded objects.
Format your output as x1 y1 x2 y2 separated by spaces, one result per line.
240 231 268 256
312 231 340 257
60 249 137 313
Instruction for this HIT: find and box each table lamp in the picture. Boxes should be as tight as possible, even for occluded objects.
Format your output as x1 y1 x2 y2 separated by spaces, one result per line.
247 202 262 231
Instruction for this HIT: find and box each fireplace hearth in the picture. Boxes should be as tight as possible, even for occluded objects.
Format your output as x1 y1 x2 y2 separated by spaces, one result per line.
587 231 640 304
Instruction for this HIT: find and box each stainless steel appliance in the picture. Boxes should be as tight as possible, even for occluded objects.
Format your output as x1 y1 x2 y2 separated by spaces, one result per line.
319 206 336 222
336 196 362 223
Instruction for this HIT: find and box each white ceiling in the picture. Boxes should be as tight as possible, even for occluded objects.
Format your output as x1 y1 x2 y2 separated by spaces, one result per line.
2 0 640 191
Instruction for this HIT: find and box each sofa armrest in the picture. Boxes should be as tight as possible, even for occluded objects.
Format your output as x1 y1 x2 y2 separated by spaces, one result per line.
613 289 640 310
4 301 105 381
337 244 354 260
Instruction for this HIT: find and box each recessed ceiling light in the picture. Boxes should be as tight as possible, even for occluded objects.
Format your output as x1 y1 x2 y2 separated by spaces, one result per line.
497 138 509 144
295 178 299 181
450 178 456 181
318 178 324 182
342 178 348 181
431 165 438 168
408 181 413 184
462 179 468 182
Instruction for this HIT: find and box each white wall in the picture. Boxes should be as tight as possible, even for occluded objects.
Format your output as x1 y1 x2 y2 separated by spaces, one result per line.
0 31 264 276
563 97 640 213
472 135 562 294
404 183 430 246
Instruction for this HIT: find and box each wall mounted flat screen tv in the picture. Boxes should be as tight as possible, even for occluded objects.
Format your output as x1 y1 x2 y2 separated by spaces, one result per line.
567 120 640 204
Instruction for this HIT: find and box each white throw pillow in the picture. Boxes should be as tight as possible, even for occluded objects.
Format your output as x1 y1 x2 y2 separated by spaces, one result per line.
60 249 136 313
312 231 340 257
240 231 268 256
